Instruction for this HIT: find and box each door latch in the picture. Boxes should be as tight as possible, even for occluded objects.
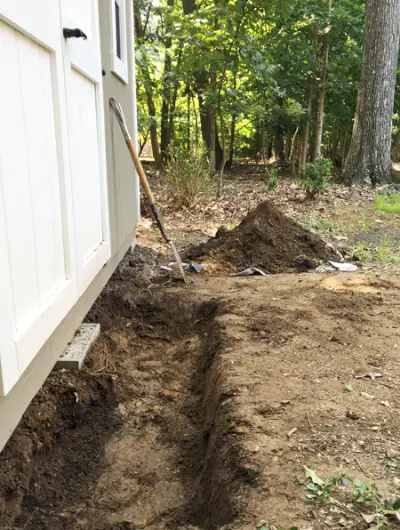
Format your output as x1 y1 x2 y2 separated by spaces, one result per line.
63 28 88 40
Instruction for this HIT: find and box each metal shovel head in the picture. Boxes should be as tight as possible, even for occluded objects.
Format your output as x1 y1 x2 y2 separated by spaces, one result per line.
169 241 186 282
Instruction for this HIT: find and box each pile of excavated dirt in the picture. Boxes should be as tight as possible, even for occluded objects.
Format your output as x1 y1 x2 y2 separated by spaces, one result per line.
185 199 336 273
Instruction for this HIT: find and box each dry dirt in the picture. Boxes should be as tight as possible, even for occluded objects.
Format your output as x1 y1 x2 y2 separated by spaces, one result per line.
1 173 400 530
1 254 400 529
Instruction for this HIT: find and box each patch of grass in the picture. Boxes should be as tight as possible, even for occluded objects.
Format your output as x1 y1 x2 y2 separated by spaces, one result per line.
353 235 400 264
376 234 391 262
353 243 370 261
304 212 344 233
361 215 371 232
375 192 400 214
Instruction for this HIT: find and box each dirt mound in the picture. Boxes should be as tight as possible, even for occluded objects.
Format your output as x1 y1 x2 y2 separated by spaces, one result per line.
185 200 335 273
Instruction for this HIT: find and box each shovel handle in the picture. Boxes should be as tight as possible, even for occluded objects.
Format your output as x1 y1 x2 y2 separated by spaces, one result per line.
109 97 171 243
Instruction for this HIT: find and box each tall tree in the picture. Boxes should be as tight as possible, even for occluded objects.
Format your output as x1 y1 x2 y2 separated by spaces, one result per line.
160 0 175 163
134 4 163 170
312 0 333 161
344 0 400 185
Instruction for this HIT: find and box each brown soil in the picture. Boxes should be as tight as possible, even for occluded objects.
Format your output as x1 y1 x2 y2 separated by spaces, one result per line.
184 200 336 274
1 246 400 529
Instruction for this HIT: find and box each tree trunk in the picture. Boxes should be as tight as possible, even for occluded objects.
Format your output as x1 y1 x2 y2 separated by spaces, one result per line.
209 73 217 174
341 127 349 167
301 79 313 166
285 135 292 161
160 0 174 163
274 125 285 163
331 129 339 166
134 7 163 170
192 93 199 148
267 140 273 160
183 0 196 14
187 90 191 151
344 0 400 185
227 114 236 168
138 133 148 156
167 45 183 147
197 89 223 169
290 126 300 175
226 72 238 169
392 131 400 161
146 91 163 170
312 0 332 162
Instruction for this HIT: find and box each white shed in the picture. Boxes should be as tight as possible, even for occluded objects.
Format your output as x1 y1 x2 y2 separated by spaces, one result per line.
0 0 140 452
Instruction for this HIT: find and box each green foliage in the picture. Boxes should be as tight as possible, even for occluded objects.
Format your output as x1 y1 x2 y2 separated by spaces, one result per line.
134 0 366 180
361 215 371 232
353 478 375 503
375 192 400 214
263 167 279 190
376 234 391 262
300 158 332 199
165 147 211 207
304 212 344 232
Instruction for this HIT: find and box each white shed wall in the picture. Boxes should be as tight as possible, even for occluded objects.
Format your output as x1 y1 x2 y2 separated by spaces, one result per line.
0 0 139 451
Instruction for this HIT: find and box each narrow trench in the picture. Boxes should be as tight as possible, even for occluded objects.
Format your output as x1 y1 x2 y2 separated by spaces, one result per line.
9 291 244 530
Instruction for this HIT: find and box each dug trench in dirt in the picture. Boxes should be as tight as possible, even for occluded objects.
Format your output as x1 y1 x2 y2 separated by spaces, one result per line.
1 204 400 529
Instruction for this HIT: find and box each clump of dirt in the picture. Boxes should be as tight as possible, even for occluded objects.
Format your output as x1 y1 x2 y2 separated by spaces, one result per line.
113 245 161 287
185 199 336 273
0 363 120 529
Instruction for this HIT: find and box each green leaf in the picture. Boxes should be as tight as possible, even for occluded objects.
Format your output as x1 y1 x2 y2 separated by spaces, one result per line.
346 384 353 392
304 466 325 486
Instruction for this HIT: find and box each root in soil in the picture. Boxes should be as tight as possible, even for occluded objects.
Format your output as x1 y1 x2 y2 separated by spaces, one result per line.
185 199 336 273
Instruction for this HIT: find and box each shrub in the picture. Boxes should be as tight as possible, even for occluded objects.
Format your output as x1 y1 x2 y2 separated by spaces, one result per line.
262 167 279 190
300 158 332 199
165 147 211 207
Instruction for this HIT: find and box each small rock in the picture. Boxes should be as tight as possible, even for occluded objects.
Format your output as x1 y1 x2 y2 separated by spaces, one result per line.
346 410 360 420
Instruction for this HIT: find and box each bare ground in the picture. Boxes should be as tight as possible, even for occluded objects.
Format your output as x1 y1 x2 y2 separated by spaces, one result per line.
1 171 400 530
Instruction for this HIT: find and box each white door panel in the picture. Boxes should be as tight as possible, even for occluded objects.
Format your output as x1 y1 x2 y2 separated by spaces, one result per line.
62 0 110 294
0 3 78 394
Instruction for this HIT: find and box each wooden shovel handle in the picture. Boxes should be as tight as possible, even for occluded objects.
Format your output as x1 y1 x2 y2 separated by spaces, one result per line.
109 97 171 242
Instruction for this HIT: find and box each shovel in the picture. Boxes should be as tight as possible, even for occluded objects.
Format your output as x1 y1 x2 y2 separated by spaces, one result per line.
109 97 186 283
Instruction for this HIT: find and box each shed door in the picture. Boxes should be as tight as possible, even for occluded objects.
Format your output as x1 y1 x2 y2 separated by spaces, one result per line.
0 1 78 394
62 0 110 294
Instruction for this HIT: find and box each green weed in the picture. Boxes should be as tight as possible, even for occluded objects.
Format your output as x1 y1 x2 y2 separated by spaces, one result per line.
263 167 279 191
361 215 371 232
353 244 370 261
301 468 400 527
353 478 376 503
304 211 343 232
376 234 391 262
375 192 400 214
300 158 332 199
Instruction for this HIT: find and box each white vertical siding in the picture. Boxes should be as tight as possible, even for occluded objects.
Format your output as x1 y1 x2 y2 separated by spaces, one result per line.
0 22 66 336
68 69 104 265
99 0 140 252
